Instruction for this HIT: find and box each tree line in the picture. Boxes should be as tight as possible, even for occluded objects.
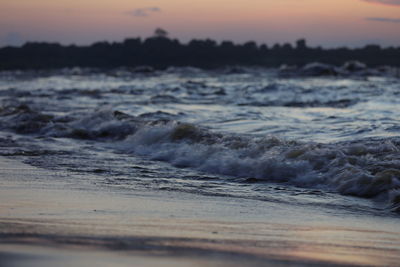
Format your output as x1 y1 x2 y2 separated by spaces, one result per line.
0 29 399 70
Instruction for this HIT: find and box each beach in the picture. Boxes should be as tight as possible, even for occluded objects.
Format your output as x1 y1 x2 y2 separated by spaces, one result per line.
1 156 400 266
1 69 400 266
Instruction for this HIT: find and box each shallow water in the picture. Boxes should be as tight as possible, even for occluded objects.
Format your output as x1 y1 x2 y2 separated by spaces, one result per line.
0 68 399 216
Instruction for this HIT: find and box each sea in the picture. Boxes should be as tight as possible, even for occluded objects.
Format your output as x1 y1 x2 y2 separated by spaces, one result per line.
1 66 399 217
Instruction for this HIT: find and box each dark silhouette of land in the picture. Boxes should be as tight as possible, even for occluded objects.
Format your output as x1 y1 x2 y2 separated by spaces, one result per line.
0 29 399 70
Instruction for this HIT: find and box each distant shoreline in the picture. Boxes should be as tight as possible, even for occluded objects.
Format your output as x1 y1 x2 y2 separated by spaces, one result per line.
0 35 399 70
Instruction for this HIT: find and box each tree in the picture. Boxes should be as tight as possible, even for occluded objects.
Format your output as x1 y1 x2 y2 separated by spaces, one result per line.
154 28 168 38
296 39 307 50
243 41 258 51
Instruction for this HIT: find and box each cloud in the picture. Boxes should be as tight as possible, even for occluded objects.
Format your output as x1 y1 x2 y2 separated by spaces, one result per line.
362 0 400 6
366 17 400 23
127 7 161 17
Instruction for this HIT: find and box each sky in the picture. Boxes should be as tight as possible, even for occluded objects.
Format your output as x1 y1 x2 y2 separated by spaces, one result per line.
0 0 399 48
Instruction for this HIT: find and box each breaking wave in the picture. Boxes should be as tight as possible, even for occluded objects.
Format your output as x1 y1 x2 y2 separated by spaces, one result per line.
120 119 400 211
1 102 399 211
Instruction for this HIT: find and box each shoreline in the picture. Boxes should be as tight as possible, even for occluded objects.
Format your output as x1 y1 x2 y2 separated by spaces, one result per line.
1 156 400 266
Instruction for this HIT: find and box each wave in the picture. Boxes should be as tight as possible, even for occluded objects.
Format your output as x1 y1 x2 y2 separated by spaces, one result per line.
119 119 400 209
1 75 373 108
1 102 399 211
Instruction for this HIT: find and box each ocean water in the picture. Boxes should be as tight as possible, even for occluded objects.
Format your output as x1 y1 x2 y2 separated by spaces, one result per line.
1 67 400 216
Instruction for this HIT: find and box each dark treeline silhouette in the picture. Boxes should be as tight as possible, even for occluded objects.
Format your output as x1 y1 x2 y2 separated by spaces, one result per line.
0 29 399 70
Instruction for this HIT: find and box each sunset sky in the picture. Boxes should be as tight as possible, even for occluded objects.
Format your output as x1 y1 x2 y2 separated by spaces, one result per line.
0 0 399 48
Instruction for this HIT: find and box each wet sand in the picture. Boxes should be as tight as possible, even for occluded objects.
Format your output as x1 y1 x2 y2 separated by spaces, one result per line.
1 156 400 266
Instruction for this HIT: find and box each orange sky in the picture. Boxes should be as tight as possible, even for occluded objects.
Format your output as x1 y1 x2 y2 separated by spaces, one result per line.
0 0 399 47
